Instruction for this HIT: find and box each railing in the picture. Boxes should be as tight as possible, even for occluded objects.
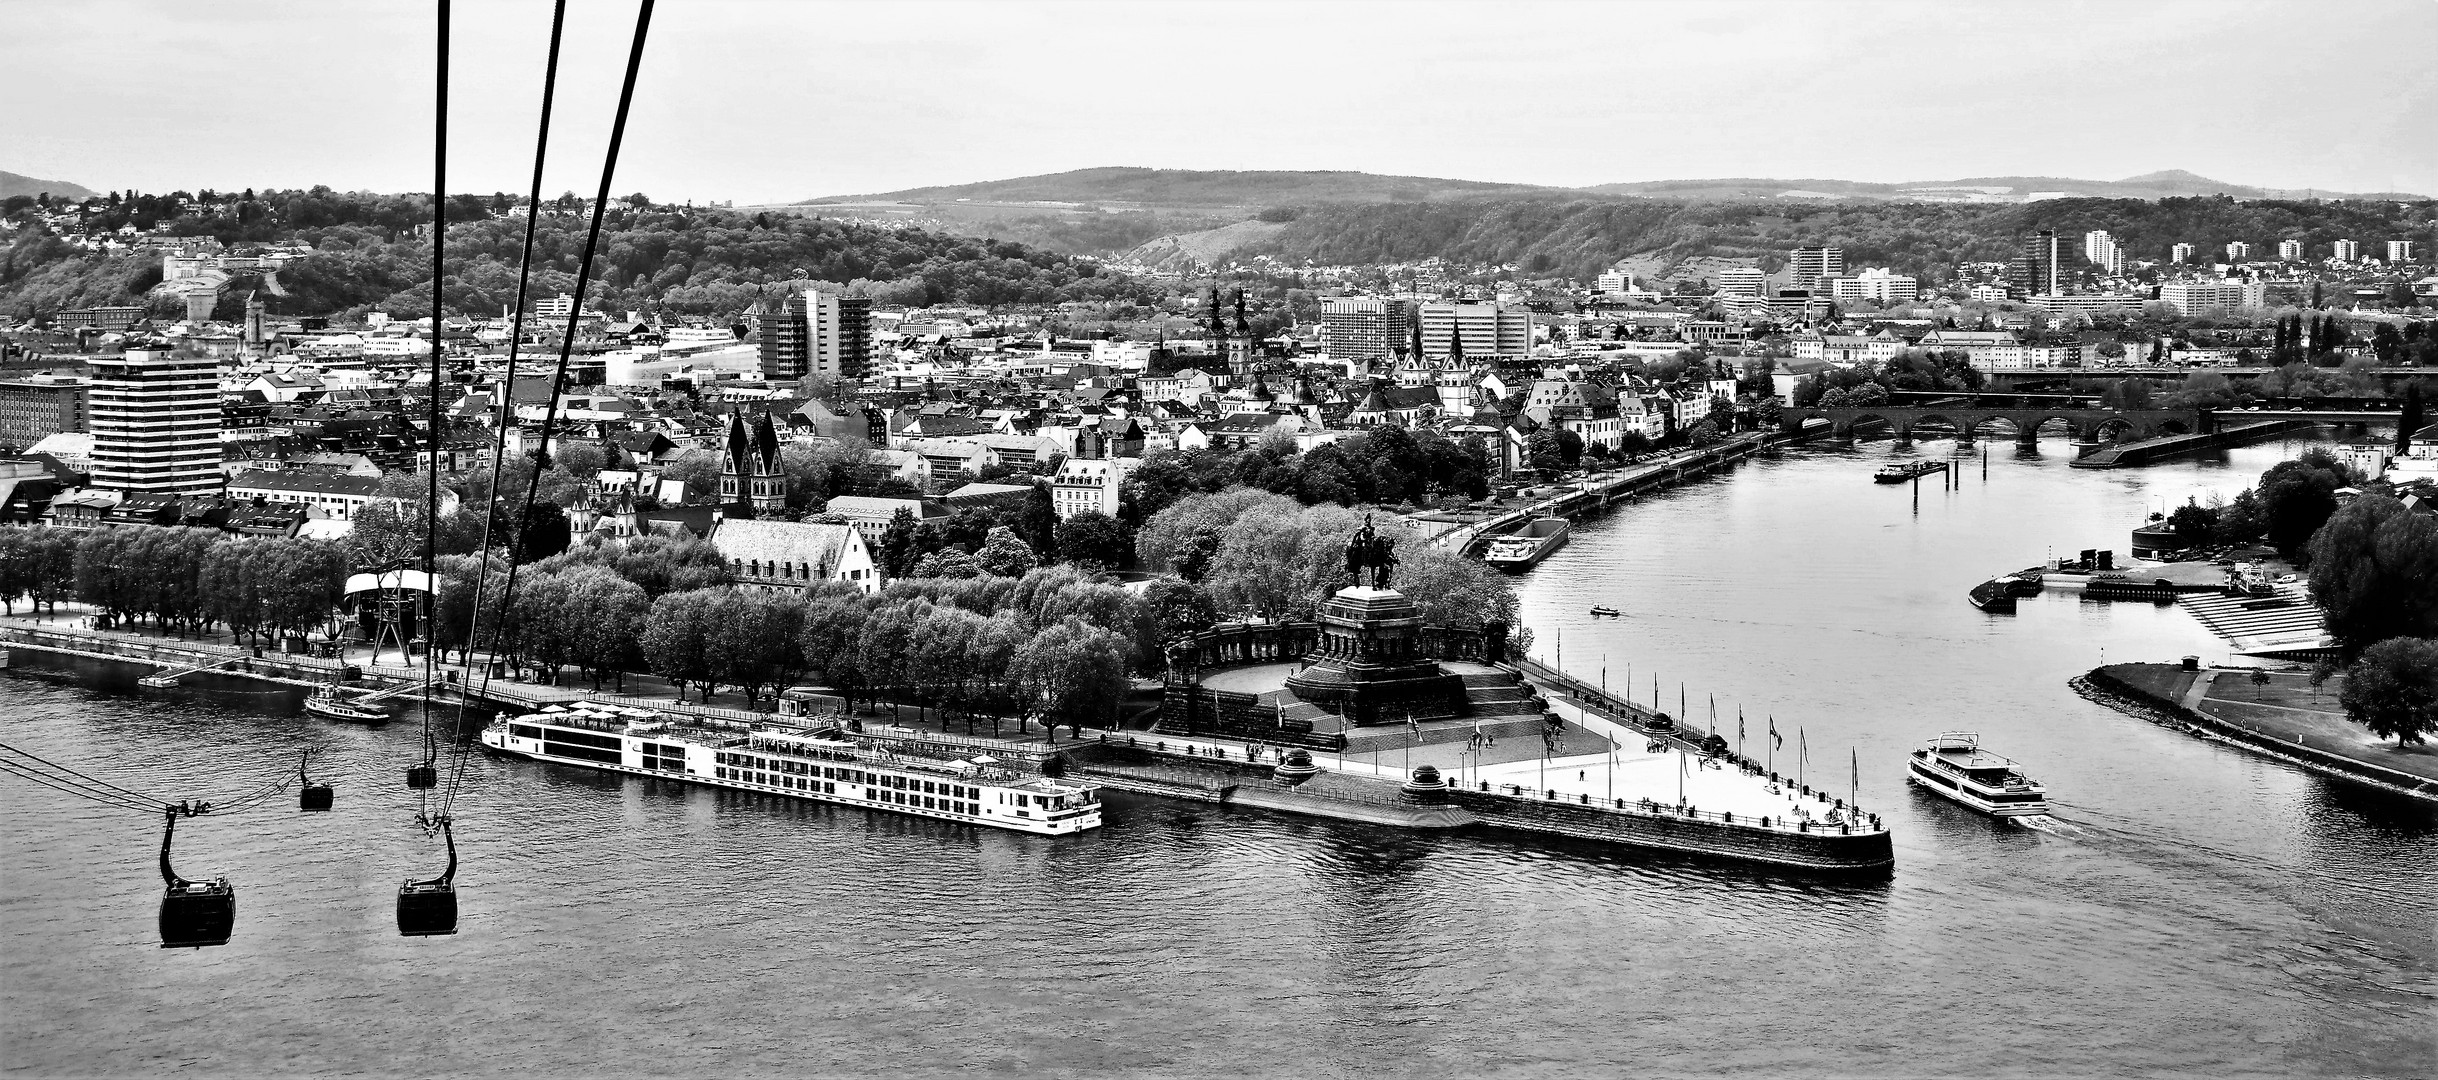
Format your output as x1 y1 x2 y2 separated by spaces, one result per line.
1457 783 1885 836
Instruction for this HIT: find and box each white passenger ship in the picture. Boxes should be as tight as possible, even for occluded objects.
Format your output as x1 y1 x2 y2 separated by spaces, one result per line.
479 703 1102 835
1907 732 2049 817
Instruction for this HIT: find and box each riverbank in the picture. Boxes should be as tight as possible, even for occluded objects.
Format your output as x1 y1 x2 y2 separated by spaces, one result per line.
2078 662 2438 802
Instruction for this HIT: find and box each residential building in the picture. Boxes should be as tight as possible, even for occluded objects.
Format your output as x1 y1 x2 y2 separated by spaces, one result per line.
2332 239 2361 262
88 347 220 494
822 495 953 546
2030 294 2146 319
534 293 576 320
54 306 145 333
1791 332 1874 365
758 285 872 381
2169 243 2195 264
1968 283 2009 303
0 373 90 453
709 518 878 594
1522 377 1625 450
1961 339 2089 372
1714 267 1767 297
223 470 390 520
1788 246 1845 289
2387 240 2417 264
2277 239 2306 262
2005 231 2063 298
2083 231 2124 274
1828 267 1918 303
1320 297 1416 365
2158 280 2267 316
1049 425 1126 520
1418 302 1532 359
2224 242 2252 261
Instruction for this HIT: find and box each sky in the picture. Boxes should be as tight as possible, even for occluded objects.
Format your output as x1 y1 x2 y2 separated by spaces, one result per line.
4 0 2434 204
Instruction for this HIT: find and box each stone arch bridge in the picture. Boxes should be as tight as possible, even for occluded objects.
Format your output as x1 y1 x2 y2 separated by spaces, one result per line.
1787 406 2207 446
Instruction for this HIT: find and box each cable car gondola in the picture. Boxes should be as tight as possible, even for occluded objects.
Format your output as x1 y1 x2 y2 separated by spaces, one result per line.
396 816 458 937
298 752 333 811
157 805 234 949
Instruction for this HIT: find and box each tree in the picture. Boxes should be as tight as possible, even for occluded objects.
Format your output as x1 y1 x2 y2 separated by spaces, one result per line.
1018 481 1059 557
2338 637 2438 747
2306 495 2438 658
1525 430 1564 473
877 507 921 579
1054 511 1131 569
2254 454 2349 556
640 588 717 701
1013 617 1130 739
1553 428 1585 467
973 525 1038 576
2165 498 2220 547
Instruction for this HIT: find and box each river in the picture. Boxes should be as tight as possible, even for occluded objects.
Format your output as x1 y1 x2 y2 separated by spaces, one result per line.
3 434 2432 1078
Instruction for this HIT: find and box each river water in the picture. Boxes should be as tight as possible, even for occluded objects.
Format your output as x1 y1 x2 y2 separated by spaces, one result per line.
3 434 2432 1078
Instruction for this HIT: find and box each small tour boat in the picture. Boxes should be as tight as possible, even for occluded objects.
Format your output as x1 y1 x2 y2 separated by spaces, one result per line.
1588 605 1622 617
303 684 388 725
1907 732 2048 816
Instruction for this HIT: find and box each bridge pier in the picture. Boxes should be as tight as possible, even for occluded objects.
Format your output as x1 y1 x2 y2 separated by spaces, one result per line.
2015 424 2039 448
1892 422 1913 448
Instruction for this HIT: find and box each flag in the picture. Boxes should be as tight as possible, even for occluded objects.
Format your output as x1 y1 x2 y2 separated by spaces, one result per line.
1769 717 1783 749
1738 709 1745 743
1851 747 1859 791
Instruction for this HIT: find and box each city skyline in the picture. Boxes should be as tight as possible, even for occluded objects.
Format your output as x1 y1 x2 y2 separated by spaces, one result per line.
2 0 2434 205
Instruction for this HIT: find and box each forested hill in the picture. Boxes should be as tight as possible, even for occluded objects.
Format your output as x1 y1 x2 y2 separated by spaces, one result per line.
0 170 97 201
0 192 1150 322
1231 196 2436 280
807 167 1558 208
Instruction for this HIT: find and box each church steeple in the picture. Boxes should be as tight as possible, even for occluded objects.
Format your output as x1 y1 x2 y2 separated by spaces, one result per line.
720 409 787 516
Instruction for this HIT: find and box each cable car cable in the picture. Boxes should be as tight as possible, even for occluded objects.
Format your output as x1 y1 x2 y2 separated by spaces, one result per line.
436 0 570 824
439 0 656 828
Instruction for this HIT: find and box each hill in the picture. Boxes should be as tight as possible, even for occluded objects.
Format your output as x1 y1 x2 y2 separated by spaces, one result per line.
804 167 1559 209
1228 196 2434 280
1 170 97 201
1583 170 2430 203
0 191 1150 322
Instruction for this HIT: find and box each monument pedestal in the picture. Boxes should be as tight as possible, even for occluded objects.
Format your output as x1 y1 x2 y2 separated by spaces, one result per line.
1283 585 1466 726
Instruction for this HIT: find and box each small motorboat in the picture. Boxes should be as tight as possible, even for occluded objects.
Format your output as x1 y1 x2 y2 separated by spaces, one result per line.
1588 605 1623 617
303 684 387 725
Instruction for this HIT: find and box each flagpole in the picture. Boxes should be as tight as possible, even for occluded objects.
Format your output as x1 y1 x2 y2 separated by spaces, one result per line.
1850 746 1859 812
1677 746 1686 806
1607 733 1615 804
1799 726 1807 789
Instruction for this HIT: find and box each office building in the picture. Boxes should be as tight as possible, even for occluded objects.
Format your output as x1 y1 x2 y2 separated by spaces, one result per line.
2158 281 2267 317
2083 231 2124 275
88 347 221 494
1829 267 1919 302
2332 239 2362 262
0 373 90 454
1418 302 1532 359
1788 246 1845 289
758 285 872 381
1320 297 1416 363
2030 294 2146 319
2387 240 2417 264
2224 242 2252 261
2277 239 2305 262
2169 243 2195 264
1714 267 1767 297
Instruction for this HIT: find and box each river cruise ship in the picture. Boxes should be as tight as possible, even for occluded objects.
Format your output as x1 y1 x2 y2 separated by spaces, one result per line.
479 703 1102 835
1907 732 2049 816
